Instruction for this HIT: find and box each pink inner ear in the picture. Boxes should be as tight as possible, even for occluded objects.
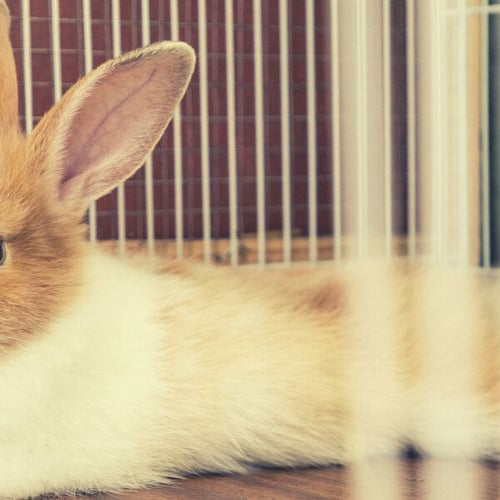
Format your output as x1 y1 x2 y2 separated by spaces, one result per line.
56 46 194 203
60 68 158 191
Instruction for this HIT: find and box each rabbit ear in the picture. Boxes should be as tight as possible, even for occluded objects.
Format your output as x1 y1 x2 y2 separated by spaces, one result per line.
0 1 19 131
28 41 195 214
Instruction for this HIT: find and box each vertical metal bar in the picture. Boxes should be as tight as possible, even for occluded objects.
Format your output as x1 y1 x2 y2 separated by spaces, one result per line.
306 0 318 262
225 0 239 266
111 0 126 256
407 0 417 259
351 463 402 500
253 0 266 266
82 0 97 243
111 3 121 58
331 0 342 261
82 0 93 75
50 0 62 102
458 0 469 265
356 0 368 257
170 0 184 259
441 7 450 263
198 0 212 263
481 3 491 267
279 0 291 264
431 0 445 261
141 0 155 256
21 0 33 134
383 0 393 257
423 462 479 500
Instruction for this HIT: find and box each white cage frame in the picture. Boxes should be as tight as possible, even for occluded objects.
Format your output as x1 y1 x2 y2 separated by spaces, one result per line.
16 0 491 267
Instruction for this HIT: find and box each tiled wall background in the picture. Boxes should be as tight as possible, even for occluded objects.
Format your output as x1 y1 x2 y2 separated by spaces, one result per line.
8 0 406 244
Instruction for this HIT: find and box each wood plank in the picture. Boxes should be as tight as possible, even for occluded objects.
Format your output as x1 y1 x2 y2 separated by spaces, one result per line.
85 461 500 499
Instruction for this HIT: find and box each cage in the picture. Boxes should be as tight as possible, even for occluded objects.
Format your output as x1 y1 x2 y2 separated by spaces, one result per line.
6 0 496 268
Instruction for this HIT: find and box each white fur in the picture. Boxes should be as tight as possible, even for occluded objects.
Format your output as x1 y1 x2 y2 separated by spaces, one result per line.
2 253 500 497
342 263 499 460
0 250 342 497
344 262 406 458
0 251 172 496
2 254 500 498
410 269 488 457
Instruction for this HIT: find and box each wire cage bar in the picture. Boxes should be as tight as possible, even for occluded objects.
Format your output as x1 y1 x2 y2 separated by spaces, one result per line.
10 0 486 267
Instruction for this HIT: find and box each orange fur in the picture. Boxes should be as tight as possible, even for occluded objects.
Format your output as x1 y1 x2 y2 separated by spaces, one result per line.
0 129 84 349
0 1 17 130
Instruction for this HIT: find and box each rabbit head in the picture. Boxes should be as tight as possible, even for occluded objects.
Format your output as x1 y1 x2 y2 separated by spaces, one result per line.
0 2 195 349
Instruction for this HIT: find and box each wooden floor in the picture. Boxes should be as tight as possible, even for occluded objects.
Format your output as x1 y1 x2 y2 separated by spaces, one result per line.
91 460 500 499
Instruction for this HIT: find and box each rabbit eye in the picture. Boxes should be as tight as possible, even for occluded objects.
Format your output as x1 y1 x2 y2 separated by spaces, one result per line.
0 240 6 265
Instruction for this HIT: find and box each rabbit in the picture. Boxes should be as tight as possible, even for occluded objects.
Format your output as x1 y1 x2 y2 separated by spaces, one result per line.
0 0 499 498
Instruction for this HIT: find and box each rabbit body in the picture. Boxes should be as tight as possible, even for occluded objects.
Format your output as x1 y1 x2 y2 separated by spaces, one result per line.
0 249 342 497
0 0 498 497
1 252 499 497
